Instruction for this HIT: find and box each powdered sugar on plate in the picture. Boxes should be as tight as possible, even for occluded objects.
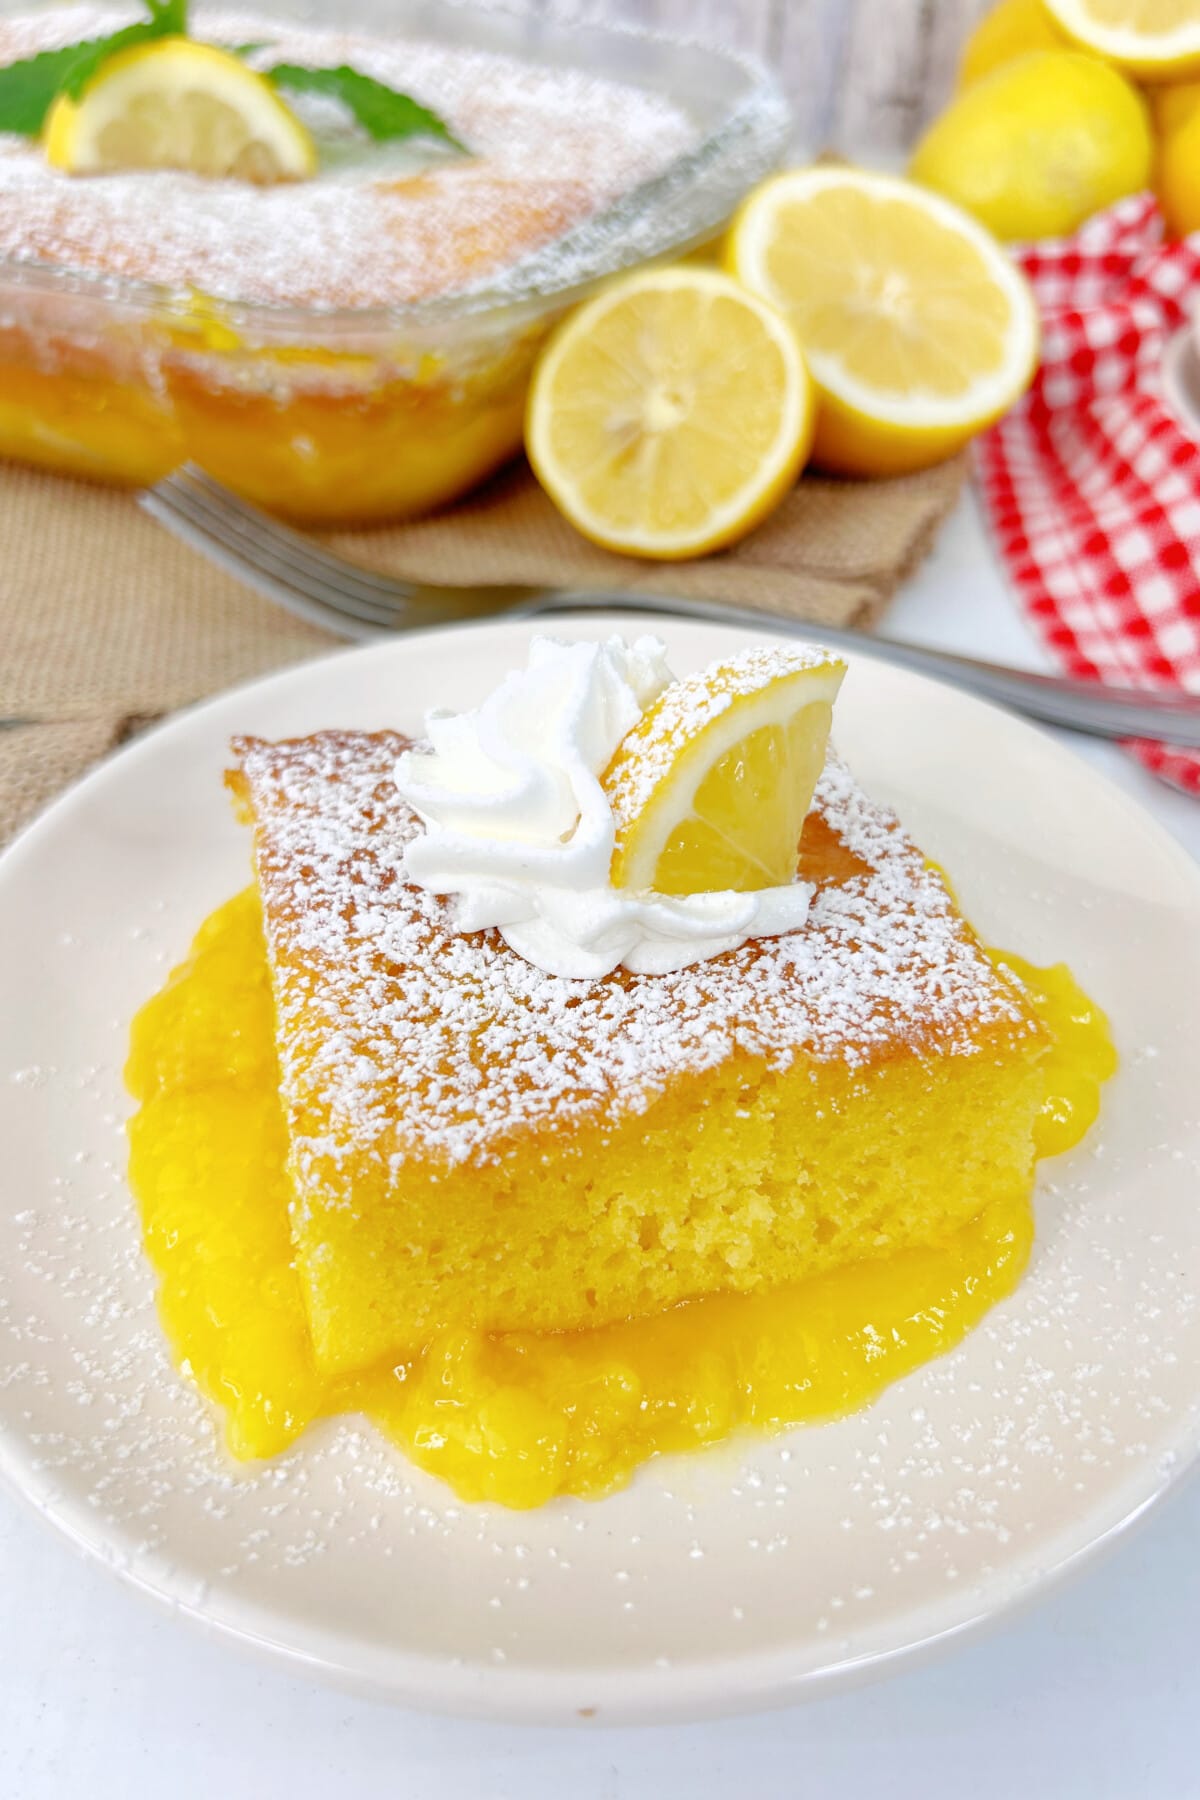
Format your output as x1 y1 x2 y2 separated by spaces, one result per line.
0 5 697 307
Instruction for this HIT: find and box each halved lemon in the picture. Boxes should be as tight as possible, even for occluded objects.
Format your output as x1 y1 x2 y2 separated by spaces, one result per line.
1041 0 1200 78
525 267 815 560
602 645 846 895
44 38 317 182
726 167 1039 477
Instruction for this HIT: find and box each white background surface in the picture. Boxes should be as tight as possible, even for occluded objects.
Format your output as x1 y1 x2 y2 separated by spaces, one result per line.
3 488 1199 1798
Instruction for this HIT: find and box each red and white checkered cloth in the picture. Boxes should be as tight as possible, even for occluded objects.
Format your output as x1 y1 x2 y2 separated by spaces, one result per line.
974 191 1200 794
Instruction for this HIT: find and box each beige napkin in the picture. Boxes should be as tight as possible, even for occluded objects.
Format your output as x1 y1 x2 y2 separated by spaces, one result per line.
0 451 967 844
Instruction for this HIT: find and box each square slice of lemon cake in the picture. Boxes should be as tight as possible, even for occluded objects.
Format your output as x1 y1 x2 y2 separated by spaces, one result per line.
230 729 1047 1378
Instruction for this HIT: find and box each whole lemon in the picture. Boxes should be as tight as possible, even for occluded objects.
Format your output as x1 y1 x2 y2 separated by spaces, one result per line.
957 0 1067 87
910 50 1153 240
1151 76 1200 141
1159 99 1200 236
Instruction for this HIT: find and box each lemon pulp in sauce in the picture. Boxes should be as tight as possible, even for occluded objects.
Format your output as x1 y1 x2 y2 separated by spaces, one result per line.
125 889 1117 1509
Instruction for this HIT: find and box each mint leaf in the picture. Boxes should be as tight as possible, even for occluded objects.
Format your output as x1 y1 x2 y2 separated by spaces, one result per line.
264 63 465 152
61 0 189 100
0 0 188 133
0 38 109 134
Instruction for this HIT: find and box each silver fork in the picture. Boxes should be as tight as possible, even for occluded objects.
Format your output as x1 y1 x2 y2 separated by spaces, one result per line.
140 465 1200 748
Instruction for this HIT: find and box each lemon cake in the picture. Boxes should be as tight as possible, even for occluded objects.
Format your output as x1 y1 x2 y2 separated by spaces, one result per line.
230 728 1048 1379
0 7 694 308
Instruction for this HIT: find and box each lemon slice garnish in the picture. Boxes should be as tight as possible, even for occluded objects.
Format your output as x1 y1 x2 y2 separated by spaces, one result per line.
727 166 1039 478
602 646 846 896
525 266 815 561
44 39 317 182
1042 0 1200 78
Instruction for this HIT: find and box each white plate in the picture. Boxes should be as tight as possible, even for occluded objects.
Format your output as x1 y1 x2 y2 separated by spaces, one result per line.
2 614 1199 1725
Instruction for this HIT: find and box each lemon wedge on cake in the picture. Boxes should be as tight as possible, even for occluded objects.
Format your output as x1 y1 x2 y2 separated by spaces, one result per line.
602 645 846 895
45 38 317 182
525 267 815 560
727 167 1039 477
1041 0 1200 78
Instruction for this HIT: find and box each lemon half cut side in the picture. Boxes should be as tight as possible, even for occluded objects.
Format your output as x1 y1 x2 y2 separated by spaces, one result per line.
1043 0 1200 78
526 266 815 560
728 166 1040 477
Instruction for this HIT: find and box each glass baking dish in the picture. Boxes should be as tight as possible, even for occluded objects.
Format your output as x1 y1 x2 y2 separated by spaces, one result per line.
0 0 790 524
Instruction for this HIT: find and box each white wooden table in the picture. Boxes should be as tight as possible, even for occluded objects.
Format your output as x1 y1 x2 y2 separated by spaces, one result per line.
537 0 997 155
3 487 1198 1798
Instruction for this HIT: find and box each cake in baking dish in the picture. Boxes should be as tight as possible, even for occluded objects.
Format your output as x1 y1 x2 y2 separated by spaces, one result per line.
0 7 694 309
0 7 696 512
229 728 1049 1380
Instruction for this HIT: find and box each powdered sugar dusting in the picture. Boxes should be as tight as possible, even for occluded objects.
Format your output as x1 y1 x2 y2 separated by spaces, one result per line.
0 6 696 307
234 729 1035 1182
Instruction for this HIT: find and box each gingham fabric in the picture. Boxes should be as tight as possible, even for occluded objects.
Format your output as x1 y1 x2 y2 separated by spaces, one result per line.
974 192 1200 794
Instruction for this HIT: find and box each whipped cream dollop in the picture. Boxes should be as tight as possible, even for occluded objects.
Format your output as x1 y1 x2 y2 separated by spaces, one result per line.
394 636 815 979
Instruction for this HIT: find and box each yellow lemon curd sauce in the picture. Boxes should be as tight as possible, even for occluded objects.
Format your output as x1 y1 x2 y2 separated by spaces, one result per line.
0 322 534 522
125 889 1117 1509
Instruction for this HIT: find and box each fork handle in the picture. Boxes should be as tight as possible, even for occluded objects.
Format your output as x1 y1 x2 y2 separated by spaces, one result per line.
533 590 1200 748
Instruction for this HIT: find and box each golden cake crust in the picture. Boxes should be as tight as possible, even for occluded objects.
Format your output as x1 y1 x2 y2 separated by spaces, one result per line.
231 730 1040 1185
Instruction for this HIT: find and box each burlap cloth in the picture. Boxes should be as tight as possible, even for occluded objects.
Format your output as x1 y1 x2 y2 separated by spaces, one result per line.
0 452 966 844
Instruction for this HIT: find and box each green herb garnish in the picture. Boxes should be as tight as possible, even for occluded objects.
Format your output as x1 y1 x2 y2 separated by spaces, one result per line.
0 0 184 134
0 0 466 159
263 63 465 152
61 0 187 98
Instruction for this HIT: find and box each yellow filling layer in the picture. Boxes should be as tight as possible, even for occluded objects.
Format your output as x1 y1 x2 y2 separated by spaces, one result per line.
125 889 1116 1509
0 326 536 523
